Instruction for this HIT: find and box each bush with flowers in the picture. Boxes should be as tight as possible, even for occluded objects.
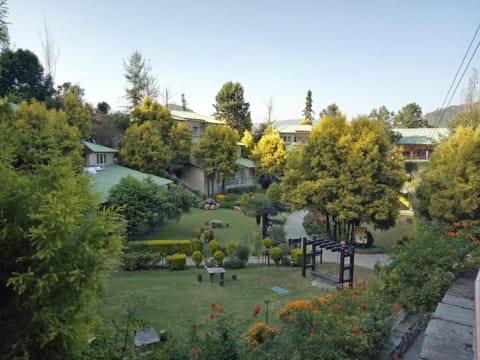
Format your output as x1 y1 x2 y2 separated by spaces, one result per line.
377 220 480 313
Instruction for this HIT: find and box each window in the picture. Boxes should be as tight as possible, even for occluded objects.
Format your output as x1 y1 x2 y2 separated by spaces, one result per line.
96 153 107 164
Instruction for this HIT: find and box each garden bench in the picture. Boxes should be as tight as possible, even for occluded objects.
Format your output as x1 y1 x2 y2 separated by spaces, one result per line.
206 267 225 282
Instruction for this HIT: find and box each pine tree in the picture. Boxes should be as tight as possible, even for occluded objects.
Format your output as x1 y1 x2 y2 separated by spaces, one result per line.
302 90 314 122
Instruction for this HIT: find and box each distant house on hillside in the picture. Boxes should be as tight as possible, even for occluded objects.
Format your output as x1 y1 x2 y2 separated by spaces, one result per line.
83 141 172 202
393 128 449 160
170 110 224 142
276 124 312 146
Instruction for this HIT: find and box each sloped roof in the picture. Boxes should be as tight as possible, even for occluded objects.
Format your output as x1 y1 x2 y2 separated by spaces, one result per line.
235 157 255 168
393 128 449 145
276 124 313 133
170 110 224 125
87 164 172 202
83 141 118 153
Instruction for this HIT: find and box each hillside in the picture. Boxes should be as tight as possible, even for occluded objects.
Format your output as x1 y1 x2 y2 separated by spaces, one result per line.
424 104 464 128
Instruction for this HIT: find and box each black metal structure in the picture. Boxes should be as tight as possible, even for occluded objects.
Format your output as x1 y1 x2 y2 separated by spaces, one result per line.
297 236 355 287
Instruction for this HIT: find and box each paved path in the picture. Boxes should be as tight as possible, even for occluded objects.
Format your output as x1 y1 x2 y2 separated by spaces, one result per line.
284 210 389 270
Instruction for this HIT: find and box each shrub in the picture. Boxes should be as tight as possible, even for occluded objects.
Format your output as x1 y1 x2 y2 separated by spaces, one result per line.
226 241 237 255
166 253 187 270
142 239 192 255
291 248 310 267
262 237 273 248
120 244 161 270
223 256 244 269
221 195 238 209
202 228 215 242
303 210 328 238
191 239 203 252
269 247 283 265
227 184 259 194
269 225 286 245
215 194 225 203
235 244 250 266
208 239 220 254
213 250 225 266
192 227 202 239
192 250 204 268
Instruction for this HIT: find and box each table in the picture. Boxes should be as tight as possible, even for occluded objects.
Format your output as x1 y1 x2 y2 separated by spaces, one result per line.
210 219 223 228
206 267 225 282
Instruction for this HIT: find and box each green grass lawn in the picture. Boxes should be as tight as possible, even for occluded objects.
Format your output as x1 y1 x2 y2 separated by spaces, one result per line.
98 264 374 339
362 215 413 253
134 208 261 247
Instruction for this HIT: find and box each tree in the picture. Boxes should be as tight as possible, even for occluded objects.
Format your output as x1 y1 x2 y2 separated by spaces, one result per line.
302 90 314 123
96 101 111 114
123 50 159 108
463 67 479 113
213 81 252 135
368 105 400 143
0 101 125 358
394 102 425 128
319 103 340 118
39 20 60 81
240 129 254 157
122 97 191 173
416 126 480 222
265 96 274 124
193 125 238 195
252 125 287 188
0 0 9 48
181 93 188 111
0 49 55 102
107 176 194 236
253 122 268 143
282 114 406 243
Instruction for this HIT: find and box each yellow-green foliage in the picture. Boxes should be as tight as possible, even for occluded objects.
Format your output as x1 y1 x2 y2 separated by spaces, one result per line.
291 248 310 267
213 250 225 265
216 194 225 203
142 240 192 255
192 250 204 268
191 239 203 252
226 241 237 255
208 239 220 254
166 253 187 270
269 246 283 265
262 237 273 248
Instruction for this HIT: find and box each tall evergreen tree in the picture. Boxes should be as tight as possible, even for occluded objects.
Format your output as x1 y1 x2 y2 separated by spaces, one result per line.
301 89 314 123
0 0 9 48
123 51 159 109
213 81 252 135
394 103 425 128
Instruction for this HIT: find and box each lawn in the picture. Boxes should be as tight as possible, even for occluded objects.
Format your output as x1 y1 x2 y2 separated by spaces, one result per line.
133 208 261 247
363 215 414 253
98 264 374 340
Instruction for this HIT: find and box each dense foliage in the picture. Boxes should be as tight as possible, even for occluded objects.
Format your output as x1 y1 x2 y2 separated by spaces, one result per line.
282 114 406 243
213 81 252 135
107 176 195 237
0 101 126 358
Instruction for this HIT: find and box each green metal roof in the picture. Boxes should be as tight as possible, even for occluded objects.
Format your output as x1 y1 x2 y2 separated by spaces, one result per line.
83 141 118 153
397 136 433 145
87 164 172 202
235 157 255 168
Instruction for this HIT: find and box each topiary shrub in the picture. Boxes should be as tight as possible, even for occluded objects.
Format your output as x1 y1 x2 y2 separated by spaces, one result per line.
291 248 310 267
192 239 203 252
203 228 215 242
269 247 283 266
166 253 187 270
192 250 204 268
262 237 273 248
192 228 202 239
235 244 250 266
213 250 225 266
208 239 220 254
226 241 237 255
223 256 245 269
142 240 192 255
120 243 161 271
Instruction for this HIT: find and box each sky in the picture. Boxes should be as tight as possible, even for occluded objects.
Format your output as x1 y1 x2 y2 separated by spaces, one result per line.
7 0 480 123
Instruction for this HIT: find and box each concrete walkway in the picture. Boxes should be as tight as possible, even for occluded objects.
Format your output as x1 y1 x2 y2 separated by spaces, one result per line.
284 210 389 270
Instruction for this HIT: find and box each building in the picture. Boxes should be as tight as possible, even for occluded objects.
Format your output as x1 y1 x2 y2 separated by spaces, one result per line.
276 124 312 146
170 110 224 142
393 128 449 160
83 141 172 202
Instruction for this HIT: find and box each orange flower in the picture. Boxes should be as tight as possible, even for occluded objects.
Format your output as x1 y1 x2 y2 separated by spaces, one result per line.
253 305 261 317
334 303 342 310
190 347 197 355
351 327 360 334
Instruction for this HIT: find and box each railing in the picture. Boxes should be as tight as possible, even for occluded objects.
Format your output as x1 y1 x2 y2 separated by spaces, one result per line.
475 270 480 359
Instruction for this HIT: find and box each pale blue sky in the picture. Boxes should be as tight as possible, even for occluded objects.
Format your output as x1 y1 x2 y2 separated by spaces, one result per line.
8 0 480 122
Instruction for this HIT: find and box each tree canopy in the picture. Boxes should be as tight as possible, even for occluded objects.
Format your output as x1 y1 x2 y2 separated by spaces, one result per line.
0 48 55 102
193 125 238 195
121 97 192 174
252 124 287 188
394 102 425 128
0 100 125 358
282 114 405 243
108 176 194 236
0 0 9 48
319 103 340 118
416 126 480 222
213 81 252 135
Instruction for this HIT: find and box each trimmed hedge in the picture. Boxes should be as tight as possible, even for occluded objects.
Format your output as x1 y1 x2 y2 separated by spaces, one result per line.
291 248 310 267
166 253 187 270
142 240 192 255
